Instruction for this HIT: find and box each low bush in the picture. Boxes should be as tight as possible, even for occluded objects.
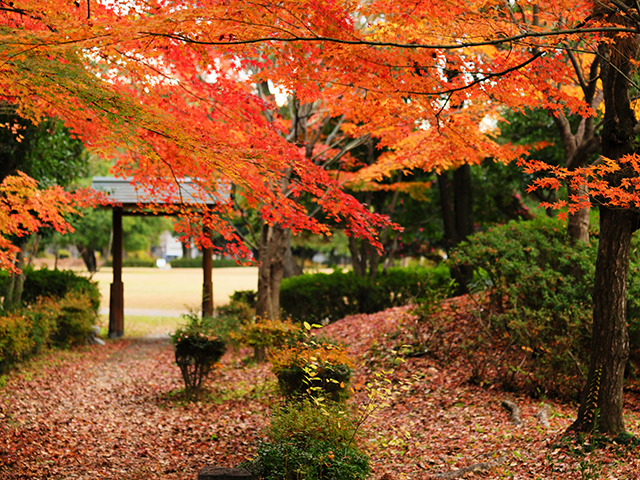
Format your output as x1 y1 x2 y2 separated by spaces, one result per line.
280 265 450 324
20 267 100 314
270 333 353 402
171 313 227 401
0 312 33 368
0 290 98 371
235 317 303 362
450 216 598 398
243 401 369 480
52 291 98 348
105 258 156 267
169 257 240 268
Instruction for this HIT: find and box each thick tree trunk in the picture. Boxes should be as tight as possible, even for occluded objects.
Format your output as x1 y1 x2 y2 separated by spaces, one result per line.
569 207 636 434
80 248 98 273
438 166 473 294
256 222 289 320
569 30 639 434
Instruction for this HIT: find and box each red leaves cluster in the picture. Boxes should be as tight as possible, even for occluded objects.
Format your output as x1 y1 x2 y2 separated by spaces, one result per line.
0 173 103 271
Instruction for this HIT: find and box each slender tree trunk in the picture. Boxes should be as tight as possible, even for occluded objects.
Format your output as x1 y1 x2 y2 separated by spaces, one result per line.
256 222 289 320
569 31 639 434
4 239 27 310
567 184 591 244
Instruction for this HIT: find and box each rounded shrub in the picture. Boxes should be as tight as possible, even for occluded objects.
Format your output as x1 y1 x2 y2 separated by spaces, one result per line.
270 337 353 401
171 313 226 401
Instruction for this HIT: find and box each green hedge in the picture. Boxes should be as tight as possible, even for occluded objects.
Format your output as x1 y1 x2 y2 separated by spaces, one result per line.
170 257 240 268
279 266 451 323
0 268 100 371
105 258 157 268
449 216 640 398
20 267 100 314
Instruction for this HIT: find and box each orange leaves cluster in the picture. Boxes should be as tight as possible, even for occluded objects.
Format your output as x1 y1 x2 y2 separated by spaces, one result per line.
0 0 627 253
0 173 84 271
521 154 640 220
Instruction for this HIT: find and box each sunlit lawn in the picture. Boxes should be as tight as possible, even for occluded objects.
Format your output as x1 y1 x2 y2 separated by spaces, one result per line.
91 266 259 311
91 266 259 337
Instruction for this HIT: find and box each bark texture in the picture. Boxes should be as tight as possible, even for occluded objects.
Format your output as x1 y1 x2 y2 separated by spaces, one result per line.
569 26 639 434
256 222 289 320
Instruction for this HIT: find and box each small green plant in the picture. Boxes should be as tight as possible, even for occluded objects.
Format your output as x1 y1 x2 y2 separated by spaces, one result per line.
242 400 370 480
270 325 353 401
171 313 226 401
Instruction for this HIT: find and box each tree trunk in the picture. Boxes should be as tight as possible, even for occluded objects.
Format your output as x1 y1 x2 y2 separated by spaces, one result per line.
4 239 27 310
283 235 303 278
568 30 639 435
256 222 289 320
80 248 98 273
569 207 636 434
438 166 473 294
567 184 591 244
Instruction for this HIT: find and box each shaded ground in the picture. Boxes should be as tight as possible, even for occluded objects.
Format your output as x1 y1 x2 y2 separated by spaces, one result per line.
2 301 640 479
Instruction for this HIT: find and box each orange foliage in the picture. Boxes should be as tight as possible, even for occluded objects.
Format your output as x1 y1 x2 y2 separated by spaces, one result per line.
0 0 632 259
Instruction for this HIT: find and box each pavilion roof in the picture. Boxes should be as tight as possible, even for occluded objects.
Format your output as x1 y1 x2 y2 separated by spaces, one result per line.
91 177 229 208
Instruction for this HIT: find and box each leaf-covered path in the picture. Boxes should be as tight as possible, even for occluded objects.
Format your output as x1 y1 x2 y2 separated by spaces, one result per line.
2 304 640 479
0 337 271 479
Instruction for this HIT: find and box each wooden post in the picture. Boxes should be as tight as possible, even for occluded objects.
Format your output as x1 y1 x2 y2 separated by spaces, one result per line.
202 226 213 318
109 207 124 338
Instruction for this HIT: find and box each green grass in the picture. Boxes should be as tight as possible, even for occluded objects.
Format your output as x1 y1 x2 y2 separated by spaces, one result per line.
98 314 184 338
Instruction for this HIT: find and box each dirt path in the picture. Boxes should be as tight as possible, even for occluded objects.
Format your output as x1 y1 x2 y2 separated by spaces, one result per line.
0 338 272 480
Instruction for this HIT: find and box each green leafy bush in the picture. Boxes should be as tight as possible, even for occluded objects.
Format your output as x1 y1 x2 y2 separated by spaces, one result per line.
0 290 98 371
20 267 100 314
243 401 369 480
279 265 450 324
270 333 353 402
450 216 597 398
0 312 33 368
171 313 226 401
235 317 303 362
52 291 98 348
169 257 240 268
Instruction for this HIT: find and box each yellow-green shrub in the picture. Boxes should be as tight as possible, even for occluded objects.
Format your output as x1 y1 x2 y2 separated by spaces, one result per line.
0 313 33 367
270 338 353 401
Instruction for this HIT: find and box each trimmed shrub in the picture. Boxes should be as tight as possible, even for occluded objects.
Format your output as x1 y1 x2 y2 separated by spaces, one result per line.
105 258 156 267
0 312 33 368
0 290 97 371
52 291 98 348
170 257 240 268
279 265 450 324
171 313 226 401
235 317 303 362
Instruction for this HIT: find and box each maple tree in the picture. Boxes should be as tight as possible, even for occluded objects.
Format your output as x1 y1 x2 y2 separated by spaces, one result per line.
3 0 640 436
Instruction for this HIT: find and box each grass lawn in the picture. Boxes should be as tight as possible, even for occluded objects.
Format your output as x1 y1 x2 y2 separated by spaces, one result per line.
90 266 259 337
92 266 259 312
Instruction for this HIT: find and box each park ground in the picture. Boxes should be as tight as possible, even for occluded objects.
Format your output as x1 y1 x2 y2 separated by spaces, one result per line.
1 275 640 479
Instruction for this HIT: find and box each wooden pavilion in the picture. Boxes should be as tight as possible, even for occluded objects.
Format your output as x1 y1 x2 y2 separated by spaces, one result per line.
91 177 228 338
